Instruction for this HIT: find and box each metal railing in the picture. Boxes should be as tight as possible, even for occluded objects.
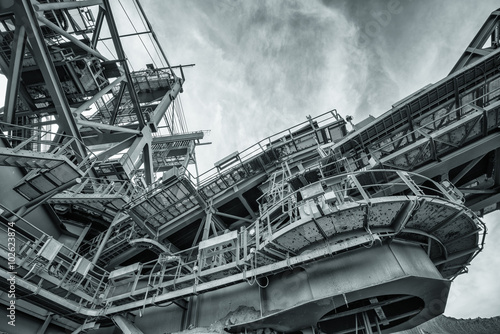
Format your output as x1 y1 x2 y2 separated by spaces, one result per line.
0 204 109 305
0 120 142 203
0 167 486 313
321 76 500 173
106 169 486 308
195 110 345 196
0 120 96 171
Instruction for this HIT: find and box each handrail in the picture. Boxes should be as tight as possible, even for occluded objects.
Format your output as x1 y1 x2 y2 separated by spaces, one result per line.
0 119 99 170
0 203 109 301
197 110 345 188
0 167 485 316
321 75 500 171
369 83 500 158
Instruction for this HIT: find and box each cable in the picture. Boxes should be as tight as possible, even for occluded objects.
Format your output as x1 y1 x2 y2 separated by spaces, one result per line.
102 40 117 61
132 0 167 68
244 252 256 286
118 0 157 68
135 0 173 71
178 96 188 132
132 0 166 68
152 300 173 307
255 276 269 289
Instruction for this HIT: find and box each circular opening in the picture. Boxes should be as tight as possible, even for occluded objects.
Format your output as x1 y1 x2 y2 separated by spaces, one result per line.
318 294 424 334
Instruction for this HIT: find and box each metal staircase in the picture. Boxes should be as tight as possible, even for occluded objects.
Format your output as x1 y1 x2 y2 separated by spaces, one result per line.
48 178 135 212
125 169 200 235
0 130 86 201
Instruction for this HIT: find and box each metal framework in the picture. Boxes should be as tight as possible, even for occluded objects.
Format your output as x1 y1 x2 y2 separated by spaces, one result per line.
320 15 500 217
0 2 499 334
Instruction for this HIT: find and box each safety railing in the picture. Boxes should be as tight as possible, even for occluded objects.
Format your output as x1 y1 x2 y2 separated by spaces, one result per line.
0 120 98 173
2 165 486 311
0 204 109 305
370 81 500 162
60 177 137 200
0 120 143 205
91 68 180 126
196 110 345 198
320 76 500 173
253 169 485 247
78 222 139 260
104 169 486 308
102 110 345 222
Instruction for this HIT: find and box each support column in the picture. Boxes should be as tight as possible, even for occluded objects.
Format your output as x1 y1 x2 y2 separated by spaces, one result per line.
102 0 145 128
36 313 52 334
182 295 199 329
143 143 154 185
92 213 126 264
3 22 26 124
112 315 144 334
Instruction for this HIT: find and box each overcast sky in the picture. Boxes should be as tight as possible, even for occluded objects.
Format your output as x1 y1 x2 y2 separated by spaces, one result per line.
1 0 499 320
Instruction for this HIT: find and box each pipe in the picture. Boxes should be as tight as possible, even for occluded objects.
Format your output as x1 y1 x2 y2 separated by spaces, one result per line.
5 178 81 221
91 213 127 264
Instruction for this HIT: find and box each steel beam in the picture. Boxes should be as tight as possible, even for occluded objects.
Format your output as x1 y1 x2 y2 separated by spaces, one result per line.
73 75 125 116
451 155 484 184
494 148 500 186
467 191 500 212
414 133 500 181
16 0 88 160
215 210 254 223
320 296 412 323
327 46 500 157
3 22 26 124
70 321 100 334
37 16 107 61
157 173 268 240
143 143 154 184
36 313 53 334
450 8 500 73
119 127 153 178
76 119 141 135
151 78 183 126
238 193 258 219
110 82 127 125
91 6 105 49
95 136 136 162
101 0 145 128
33 0 103 11
112 315 144 334
83 131 135 146
134 0 173 69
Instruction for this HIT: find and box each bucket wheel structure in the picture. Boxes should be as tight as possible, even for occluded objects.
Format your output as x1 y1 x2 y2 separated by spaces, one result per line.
0 2 499 334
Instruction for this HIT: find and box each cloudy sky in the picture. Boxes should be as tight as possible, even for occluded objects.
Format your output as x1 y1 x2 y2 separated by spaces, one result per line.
1 0 499 320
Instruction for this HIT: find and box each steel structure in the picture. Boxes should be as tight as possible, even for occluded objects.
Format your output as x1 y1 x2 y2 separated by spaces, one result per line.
0 2 499 334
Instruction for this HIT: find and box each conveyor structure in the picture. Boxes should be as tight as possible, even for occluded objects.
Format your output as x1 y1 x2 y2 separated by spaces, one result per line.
0 2 499 334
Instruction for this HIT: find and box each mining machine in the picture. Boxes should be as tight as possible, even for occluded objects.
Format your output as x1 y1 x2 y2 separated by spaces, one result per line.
0 1 499 334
